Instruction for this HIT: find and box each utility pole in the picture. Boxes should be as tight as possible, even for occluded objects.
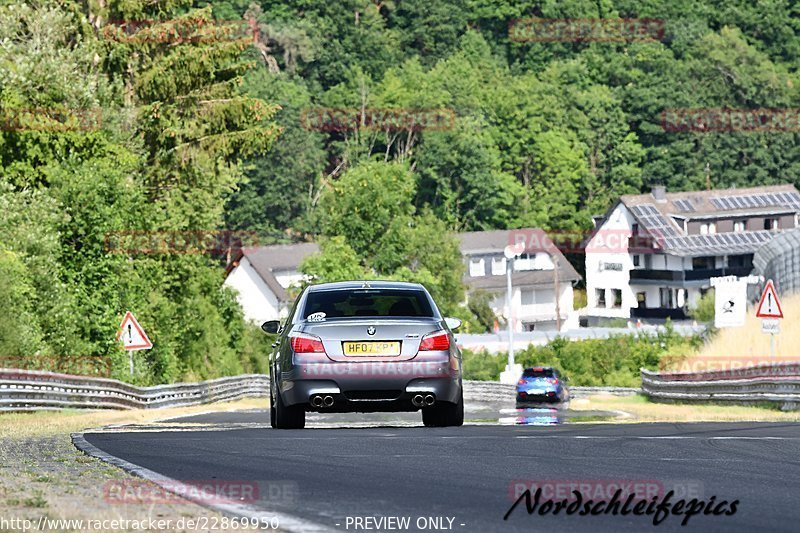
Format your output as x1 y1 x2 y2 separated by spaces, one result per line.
553 256 561 331
500 244 524 384
506 256 514 371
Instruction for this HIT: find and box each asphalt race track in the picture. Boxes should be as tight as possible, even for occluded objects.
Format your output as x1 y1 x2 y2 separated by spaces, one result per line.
81 407 800 533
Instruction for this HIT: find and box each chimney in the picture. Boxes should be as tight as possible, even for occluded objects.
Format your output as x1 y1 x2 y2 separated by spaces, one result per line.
652 185 667 203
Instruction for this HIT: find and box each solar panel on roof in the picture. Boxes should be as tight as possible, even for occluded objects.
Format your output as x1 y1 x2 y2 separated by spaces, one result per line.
674 198 695 212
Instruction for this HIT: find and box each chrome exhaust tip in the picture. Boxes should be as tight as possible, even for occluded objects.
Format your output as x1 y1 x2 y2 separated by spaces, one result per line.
323 395 334 407
424 394 435 406
412 394 424 407
311 395 324 407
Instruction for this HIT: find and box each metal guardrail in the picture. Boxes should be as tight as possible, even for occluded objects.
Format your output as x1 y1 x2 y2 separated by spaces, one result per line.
0 369 269 412
641 367 800 411
0 370 638 412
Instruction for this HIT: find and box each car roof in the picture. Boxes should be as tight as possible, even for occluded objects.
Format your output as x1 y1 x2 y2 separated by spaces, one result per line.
306 280 426 292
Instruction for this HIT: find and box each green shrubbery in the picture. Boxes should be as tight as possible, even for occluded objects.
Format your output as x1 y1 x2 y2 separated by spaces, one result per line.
462 327 702 386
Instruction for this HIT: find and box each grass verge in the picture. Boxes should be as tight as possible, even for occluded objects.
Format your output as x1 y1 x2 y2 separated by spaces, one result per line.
571 393 800 423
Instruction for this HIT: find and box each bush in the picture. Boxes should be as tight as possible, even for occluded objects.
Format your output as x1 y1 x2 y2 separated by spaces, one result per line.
462 328 698 385
689 289 715 323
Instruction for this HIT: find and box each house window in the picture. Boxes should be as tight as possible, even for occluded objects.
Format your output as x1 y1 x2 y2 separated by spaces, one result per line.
764 218 779 231
596 289 606 308
537 289 555 304
514 253 532 271
692 256 715 270
700 222 717 235
521 289 555 306
728 254 754 269
491 257 506 276
660 288 674 308
632 254 641 267
636 292 647 308
469 258 485 277
611 289 622 308
734 220 746 232
521 290 534 306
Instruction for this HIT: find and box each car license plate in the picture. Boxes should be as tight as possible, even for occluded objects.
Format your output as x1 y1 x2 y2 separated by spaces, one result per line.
343 341 401 356
527 389 545 395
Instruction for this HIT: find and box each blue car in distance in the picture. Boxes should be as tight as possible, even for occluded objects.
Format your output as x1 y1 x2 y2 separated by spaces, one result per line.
516 367 570 406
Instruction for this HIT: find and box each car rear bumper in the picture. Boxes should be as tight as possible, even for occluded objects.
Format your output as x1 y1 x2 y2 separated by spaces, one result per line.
278 360 461 411
516 391 562 404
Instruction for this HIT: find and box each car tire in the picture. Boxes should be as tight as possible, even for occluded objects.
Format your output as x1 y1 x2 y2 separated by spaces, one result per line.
422 389 464 427
274 386 305 429
269 381 277 429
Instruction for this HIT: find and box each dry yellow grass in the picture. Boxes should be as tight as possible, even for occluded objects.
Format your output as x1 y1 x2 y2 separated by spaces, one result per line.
572 394 800 422
0 397 268 439
662 292 800 372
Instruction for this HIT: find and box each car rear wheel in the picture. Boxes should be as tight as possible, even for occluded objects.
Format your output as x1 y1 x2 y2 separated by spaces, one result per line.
273 387 305 429
422 389 464 427
269 383 277 429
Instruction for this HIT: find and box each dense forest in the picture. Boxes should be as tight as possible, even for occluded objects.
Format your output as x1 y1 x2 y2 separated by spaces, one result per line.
1 0 798 383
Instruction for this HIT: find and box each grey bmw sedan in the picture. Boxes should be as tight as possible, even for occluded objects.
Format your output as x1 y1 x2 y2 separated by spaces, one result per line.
262 281 464 429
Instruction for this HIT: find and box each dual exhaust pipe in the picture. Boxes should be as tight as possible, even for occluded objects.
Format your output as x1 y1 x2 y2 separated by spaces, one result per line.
310 394 334 408
412 394 435 407
312 393 434 408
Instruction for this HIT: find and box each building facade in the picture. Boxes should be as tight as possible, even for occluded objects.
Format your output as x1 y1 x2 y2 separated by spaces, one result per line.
224 229 581 329
585 184 800 322
457 230 581 332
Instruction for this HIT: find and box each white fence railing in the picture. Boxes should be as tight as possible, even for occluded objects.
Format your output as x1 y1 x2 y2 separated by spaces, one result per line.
641 365 800 411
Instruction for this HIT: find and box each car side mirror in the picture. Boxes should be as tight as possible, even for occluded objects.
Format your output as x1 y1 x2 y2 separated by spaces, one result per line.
444 317 462 331
261 320 281 334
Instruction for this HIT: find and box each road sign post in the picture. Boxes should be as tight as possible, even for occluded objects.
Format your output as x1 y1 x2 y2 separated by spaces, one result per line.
755 280 783 360
116 311 153 376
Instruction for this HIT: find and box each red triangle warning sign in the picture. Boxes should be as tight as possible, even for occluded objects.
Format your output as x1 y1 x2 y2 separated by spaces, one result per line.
755 280 783 319
116 311 153 351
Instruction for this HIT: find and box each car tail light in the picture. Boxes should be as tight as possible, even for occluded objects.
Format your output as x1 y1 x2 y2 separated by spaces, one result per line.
518 379 527 385
546 378 558 384
290 332 325 354
419 330 450 351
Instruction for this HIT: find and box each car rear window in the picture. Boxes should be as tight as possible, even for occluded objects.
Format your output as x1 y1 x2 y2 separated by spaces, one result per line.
302 289 434 319
522 368 555 378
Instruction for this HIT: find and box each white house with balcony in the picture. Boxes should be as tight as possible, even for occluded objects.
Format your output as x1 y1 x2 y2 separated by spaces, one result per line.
585 184 800 323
